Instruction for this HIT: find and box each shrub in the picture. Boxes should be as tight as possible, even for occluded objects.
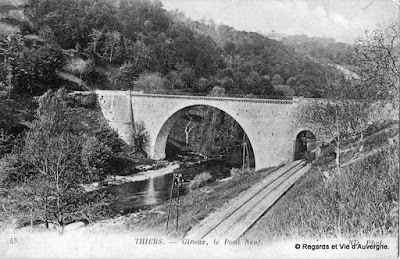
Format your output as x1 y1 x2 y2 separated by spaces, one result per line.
230 167 253 177
130 121 149 156
230 168 241 177
78 92 97 108
188 172 212 191
81 136 112 176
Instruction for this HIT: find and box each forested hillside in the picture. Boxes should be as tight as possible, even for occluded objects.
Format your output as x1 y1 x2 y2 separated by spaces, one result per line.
0 0 337 98
281 35 354 65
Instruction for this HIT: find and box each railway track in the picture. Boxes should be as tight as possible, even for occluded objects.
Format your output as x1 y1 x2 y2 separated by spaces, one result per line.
185 160 310 241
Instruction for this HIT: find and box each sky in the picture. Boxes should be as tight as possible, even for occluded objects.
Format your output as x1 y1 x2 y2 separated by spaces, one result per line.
161 0 398 43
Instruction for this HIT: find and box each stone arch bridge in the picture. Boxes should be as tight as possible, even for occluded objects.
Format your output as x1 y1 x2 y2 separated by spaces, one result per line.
95 90 314 171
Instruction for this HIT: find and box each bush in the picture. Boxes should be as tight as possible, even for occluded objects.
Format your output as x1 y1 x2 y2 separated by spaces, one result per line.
230 167 253 177
76 92 97 108
188 172 212 191
81 136 112 176
230 168 241 177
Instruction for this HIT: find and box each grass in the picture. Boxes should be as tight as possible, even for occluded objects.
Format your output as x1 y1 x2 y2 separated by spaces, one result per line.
240 123 399 242
123 166 278 238
0 22 18 35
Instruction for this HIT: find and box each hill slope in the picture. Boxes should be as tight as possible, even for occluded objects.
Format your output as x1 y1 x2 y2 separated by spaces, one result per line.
0 0 334 98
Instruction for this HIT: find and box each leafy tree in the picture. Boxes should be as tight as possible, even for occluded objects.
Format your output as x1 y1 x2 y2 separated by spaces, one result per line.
271 74 284 86
167 70 184 90
109 61 139 90
286 77 297 87
85 29 105 62
208 86 226 96
178 66 196 89
134 72 167 93
194 77 212 93
127 39 151 70
130 121 149 157
85 29 123 64
215 76 235 94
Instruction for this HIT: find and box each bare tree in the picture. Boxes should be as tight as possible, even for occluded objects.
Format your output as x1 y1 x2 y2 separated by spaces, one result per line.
23 113 82 234
184 116 196 148
353 21 399 108
297 79 371 174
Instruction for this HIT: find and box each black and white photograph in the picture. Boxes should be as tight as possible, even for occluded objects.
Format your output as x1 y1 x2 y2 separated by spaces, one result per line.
0 0 398 258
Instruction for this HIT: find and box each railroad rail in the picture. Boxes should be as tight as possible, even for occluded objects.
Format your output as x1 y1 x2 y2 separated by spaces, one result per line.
185 160 310 241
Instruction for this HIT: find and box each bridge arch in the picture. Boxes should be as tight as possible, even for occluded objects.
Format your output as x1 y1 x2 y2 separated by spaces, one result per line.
293 129 317 161
152 104 256 168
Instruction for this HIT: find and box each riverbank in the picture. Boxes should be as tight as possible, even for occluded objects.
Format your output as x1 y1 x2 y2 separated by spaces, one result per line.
106 163 180 184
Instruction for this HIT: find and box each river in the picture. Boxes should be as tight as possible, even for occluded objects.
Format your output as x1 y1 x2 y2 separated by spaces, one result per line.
105 160 234 214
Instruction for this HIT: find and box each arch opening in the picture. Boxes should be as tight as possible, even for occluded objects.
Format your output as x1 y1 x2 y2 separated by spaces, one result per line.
294 130 316 161
153 105 255 169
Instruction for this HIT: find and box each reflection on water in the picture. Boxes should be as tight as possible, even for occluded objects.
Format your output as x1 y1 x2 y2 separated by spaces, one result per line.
107 172 186 214
145 177 157 205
